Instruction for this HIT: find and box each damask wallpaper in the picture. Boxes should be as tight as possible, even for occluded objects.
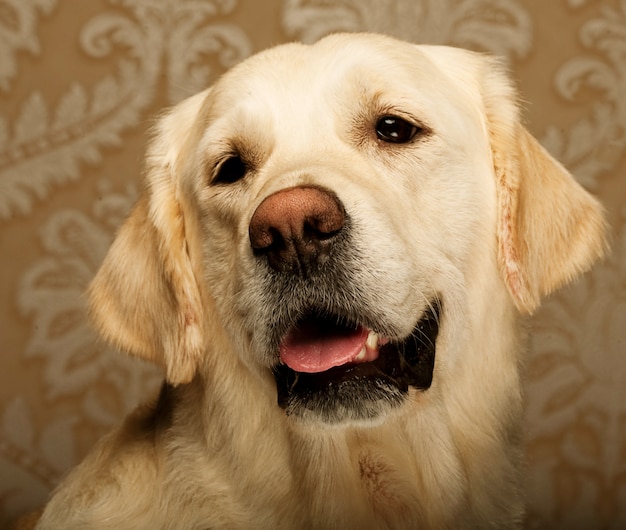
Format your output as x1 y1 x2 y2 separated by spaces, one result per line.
0 1 624 528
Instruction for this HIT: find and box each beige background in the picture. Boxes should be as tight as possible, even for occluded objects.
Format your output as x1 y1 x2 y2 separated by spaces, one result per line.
0 1 624 528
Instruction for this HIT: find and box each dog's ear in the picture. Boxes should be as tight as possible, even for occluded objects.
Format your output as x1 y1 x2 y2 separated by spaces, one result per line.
88 90 210 384
484 63 608 314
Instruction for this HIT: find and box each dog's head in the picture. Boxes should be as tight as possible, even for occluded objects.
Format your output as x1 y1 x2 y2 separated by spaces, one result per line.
88 34 607 425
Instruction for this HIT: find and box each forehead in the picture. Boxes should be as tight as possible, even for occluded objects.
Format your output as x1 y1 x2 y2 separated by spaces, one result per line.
193 35 485 155
206 35 484 128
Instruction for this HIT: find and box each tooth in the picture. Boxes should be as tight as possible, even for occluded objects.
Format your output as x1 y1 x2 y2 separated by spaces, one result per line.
366 331 379 351
355 346 366 361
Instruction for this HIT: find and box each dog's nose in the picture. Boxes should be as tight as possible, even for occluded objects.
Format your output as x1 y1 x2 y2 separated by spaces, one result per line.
249 186 345 274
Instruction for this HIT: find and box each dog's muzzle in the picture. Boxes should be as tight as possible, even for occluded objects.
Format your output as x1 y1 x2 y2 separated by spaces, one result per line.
249 186 441 424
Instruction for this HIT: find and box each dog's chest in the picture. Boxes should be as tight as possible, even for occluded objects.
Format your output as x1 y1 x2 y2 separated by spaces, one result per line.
357 449 416 517
291 441 425 528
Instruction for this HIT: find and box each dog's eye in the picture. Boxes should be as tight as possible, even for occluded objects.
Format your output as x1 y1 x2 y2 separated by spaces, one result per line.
214 154 247 185
375 116 419 143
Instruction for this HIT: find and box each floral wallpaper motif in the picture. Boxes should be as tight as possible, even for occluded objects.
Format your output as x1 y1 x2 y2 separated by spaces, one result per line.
0 0 56 91
0 1 623 528
542 0 626 190
283 0 533 57
0 0 251 220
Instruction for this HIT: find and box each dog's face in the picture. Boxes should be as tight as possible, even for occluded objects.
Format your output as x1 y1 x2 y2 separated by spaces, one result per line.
88 34 606 425
191 38 498 423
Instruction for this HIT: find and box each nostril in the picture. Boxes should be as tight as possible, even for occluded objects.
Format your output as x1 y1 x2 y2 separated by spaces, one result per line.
250 225 282 253
304 212 343 239
249 186 345 273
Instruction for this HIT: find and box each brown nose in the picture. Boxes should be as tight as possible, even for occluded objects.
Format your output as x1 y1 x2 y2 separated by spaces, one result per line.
249 186 345 274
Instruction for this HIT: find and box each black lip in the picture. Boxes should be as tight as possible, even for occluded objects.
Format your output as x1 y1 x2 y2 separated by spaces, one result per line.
272 299 441 423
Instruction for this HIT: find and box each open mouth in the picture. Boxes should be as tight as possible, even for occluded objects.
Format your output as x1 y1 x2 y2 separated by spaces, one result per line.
272 299 441 423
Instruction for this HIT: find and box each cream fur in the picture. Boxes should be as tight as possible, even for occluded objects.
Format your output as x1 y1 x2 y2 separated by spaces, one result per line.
29 33 607 530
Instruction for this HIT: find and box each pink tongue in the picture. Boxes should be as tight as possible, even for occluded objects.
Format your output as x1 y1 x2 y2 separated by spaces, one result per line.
280 322 369 373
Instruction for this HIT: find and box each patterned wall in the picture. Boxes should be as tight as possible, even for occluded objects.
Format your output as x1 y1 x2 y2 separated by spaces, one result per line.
1 1 624 528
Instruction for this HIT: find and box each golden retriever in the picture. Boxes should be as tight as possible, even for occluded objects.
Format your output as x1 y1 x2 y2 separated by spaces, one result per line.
30 33 607 529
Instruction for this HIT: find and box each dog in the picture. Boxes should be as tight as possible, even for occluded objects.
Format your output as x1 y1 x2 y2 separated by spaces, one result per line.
29 33 606 529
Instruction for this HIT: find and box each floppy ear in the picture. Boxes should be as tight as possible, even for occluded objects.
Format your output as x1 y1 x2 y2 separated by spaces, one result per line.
88 90 210 384
484 64 608 314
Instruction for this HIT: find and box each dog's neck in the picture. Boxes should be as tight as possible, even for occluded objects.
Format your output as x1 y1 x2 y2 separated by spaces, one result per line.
185 274 525 527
